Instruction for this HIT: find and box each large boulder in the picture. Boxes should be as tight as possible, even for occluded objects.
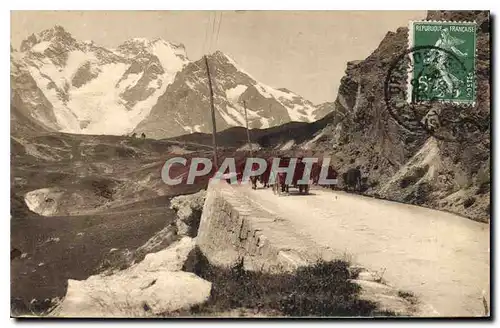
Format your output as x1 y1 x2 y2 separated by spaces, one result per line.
170 190 206 237
51 237 211 317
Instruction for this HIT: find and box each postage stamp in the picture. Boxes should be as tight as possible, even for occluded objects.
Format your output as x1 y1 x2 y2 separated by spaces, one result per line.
384 20 481 142
408 21 477 104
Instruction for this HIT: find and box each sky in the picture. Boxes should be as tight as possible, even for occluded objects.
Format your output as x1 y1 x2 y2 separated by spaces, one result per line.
11 10 425 104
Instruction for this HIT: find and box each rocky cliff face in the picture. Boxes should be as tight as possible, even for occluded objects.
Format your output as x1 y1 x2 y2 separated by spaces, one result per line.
11 48 58 134
304 11 490 222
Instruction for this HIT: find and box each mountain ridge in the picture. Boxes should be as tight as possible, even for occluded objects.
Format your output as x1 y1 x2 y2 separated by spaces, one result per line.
12 26 333 138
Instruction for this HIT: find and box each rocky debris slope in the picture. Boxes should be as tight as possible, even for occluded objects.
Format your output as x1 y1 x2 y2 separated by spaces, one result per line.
301 10 490 222
51 237 211 318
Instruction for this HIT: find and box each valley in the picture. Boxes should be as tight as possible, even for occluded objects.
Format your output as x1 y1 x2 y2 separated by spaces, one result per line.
10 10 491 318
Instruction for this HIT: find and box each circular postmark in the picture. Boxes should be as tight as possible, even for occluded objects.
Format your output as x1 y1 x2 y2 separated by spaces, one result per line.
384 45 483 142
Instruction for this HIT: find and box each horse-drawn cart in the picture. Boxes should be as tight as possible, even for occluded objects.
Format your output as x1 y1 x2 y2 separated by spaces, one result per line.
256 156 338 195
273 157 312 195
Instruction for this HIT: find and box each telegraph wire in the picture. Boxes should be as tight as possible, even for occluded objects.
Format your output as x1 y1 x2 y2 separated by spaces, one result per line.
201 11 212 55
214 11 223 51
208 11 217 54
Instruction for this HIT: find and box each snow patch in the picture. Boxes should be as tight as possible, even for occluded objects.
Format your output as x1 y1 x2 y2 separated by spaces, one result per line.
67 62 131 134
65 51 98 85
224 55 316 123
150 40 188 75
259 117 270 129
183 126 194 133
256 82 295 101
218 106 241 126
289 102 317 122
224 105 246 126
31 41 51 53
41 237 61 245
279 140 295 151
147 77 162 89
169 145 194 155
124 41 189 130
28 68 81 131
237 143 262 152
301 130 326 150
225 85 248 102
117 72 143 90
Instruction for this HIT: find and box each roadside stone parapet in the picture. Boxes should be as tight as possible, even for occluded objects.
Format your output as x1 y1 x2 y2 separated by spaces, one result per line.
196 181 419 316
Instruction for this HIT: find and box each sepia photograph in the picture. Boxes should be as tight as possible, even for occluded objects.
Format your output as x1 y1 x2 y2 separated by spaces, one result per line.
10 9 490 318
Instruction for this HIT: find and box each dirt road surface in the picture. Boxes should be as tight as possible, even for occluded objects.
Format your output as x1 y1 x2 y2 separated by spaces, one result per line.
240 184 490 317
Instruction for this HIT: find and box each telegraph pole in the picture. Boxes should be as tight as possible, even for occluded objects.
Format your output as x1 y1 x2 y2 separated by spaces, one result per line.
204 55 218 168
243 100 253 157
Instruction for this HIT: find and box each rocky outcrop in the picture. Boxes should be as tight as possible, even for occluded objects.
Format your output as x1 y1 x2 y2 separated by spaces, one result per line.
52 237 211 317
10 53 59 133
170 190 206 237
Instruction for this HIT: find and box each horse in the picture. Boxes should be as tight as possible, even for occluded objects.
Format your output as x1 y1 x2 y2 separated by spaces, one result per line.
311 161 338 189
258 157 274 188
343 167 362 192
268 170 281 195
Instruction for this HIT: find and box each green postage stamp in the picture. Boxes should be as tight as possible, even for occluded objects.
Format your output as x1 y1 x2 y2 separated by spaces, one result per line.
408 21 477 104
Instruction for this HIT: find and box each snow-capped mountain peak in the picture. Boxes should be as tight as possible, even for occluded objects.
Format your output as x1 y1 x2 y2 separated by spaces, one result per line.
209 51 318 122
117 38 188 62
20 25 77 53
14 26 189 135
39 25 75 42
12 26 332 138
133 50 327 138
